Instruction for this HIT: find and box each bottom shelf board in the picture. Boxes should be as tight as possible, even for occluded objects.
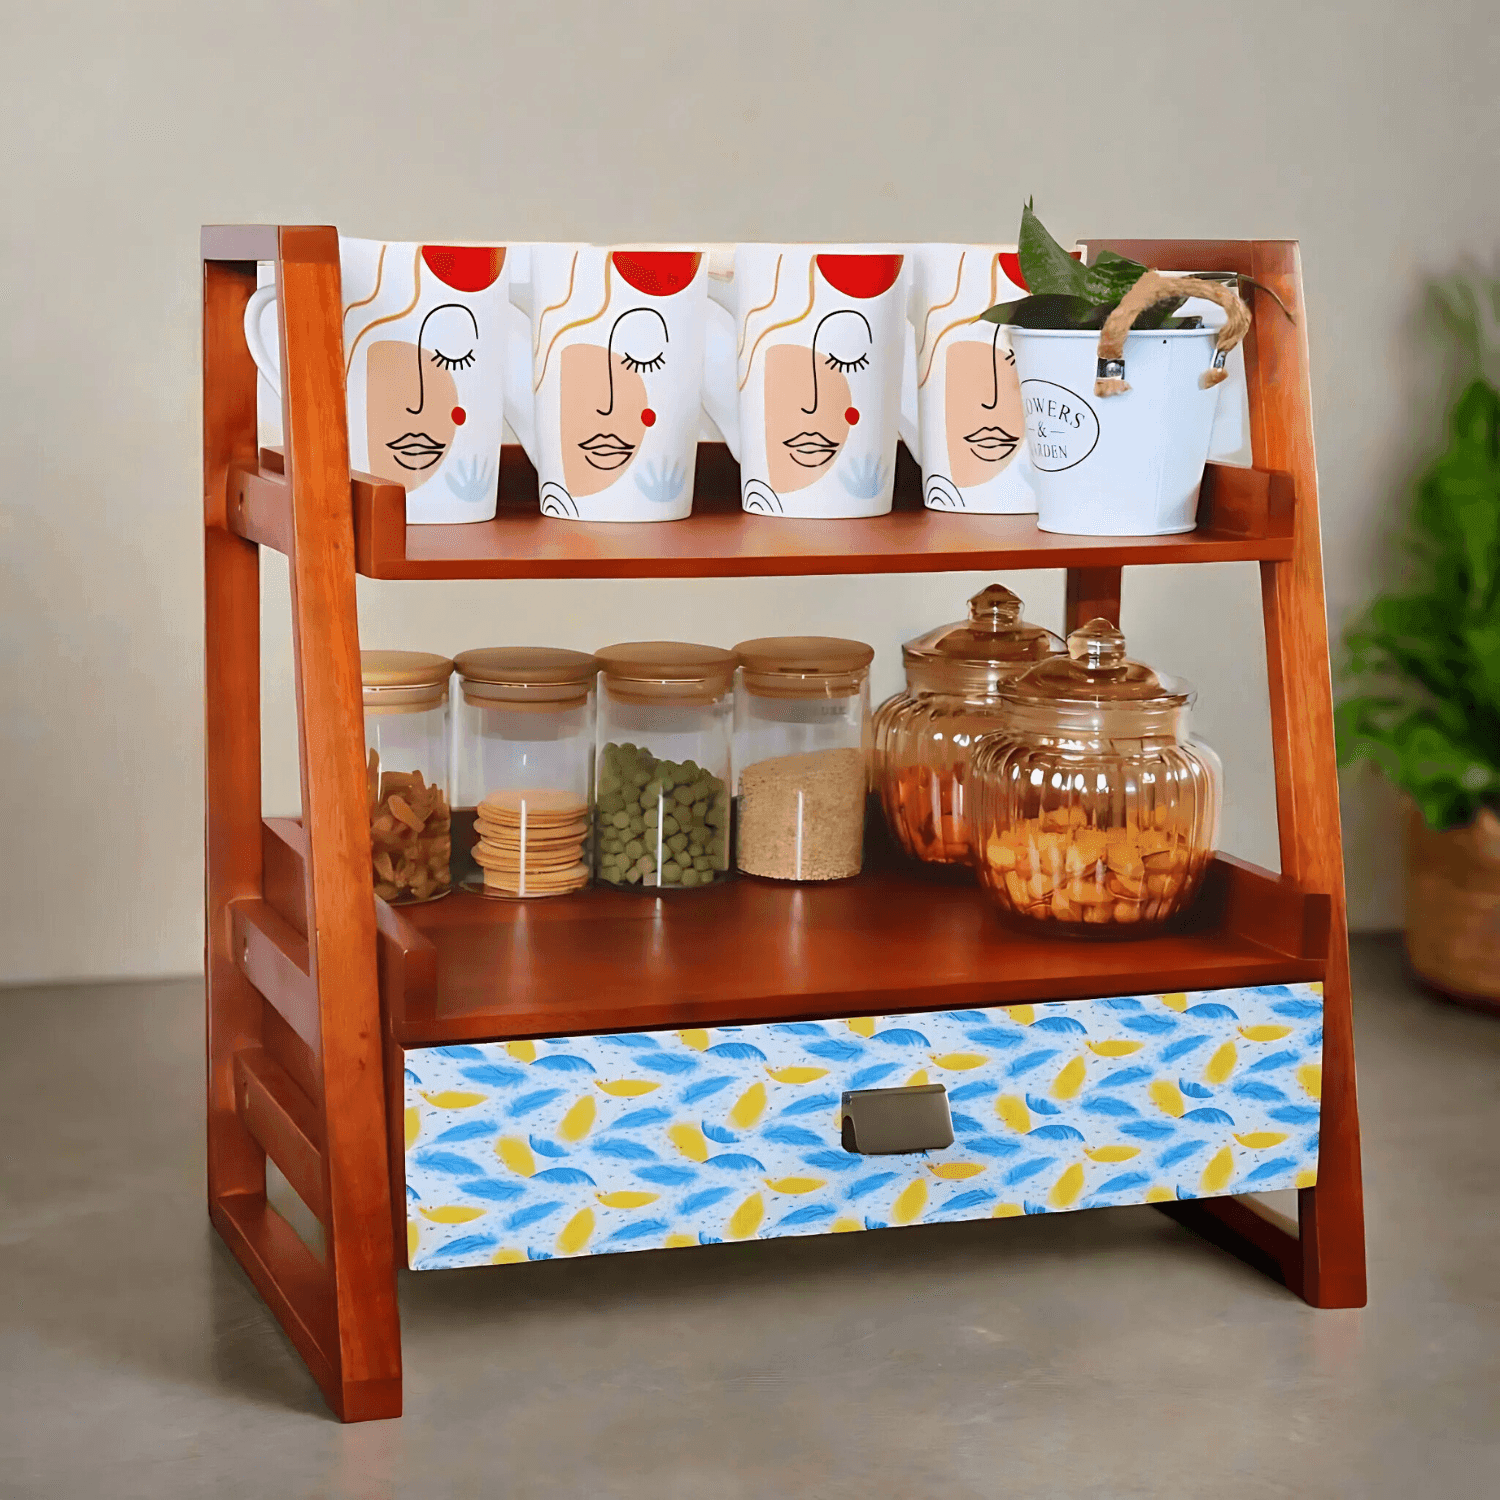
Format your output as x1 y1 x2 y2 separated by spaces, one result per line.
385 855 1327 1047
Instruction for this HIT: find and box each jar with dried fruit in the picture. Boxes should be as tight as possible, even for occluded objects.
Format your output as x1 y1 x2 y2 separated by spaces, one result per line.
733 636 874 882
969 619 1221 935
452 647 597 900
361 651 454 905
873 584 1062 866
594 642 736 891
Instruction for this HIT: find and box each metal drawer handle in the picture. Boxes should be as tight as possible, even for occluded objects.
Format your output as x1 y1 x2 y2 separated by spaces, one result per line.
840 1083 954 1155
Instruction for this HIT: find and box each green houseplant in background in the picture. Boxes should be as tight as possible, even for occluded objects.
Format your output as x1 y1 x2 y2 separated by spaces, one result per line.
1337 271 1500 1007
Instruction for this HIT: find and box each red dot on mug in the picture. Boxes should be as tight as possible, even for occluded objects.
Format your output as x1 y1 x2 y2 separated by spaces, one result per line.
845 406 860 425
641 407 657 427
451 406 466 425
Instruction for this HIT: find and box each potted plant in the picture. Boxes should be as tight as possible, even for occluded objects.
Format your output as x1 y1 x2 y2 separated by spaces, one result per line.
982 204 1251 537
1337 271 1500 1010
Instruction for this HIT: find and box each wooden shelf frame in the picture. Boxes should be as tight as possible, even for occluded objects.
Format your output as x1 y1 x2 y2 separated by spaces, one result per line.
202 226 1366 1423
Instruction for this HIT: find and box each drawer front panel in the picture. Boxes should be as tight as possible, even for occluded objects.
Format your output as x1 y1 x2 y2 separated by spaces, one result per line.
403 982 1322 1270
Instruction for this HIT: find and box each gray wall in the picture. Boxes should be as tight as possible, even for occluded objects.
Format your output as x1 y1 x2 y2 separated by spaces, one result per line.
3 0 1496 981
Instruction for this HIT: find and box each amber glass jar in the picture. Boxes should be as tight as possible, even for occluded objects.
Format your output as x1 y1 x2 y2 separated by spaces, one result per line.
361 651 454 905
873 584 1062 865
969 619 1222 935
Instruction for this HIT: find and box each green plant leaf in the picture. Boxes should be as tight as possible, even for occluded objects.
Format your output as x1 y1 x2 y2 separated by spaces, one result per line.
1337 361 1500 831
980 294 1112 330
1081 249 1148 305
1017 202 1090 300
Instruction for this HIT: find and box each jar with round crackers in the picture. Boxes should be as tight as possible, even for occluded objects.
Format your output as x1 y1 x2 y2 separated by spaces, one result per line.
968 619 1222 936
873 584 1062 868
594 642 736 892
361 651 454 906
732 636 874 883
453 647 597 900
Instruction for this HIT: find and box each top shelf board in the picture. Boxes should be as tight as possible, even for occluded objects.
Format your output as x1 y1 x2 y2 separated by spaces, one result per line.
246 445 1293 581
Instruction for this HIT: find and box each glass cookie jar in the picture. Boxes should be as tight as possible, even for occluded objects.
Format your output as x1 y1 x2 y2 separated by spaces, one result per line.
969 619 1222 935
594 641 736 891
361 650 454 905
452 647 597 900
873 584 1062 866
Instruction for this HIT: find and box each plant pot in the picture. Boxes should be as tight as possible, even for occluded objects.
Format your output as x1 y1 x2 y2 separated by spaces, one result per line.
1404 801 1500 1011
1010 325 1226 536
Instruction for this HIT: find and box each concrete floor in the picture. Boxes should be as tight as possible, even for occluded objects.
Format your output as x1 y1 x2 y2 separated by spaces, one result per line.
2 938 1497 1499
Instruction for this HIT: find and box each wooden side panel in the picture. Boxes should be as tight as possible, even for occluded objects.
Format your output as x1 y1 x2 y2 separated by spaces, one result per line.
1248 242 1365 1308
1065 567 1122 631
204 258 267 1210
276 226 403 1415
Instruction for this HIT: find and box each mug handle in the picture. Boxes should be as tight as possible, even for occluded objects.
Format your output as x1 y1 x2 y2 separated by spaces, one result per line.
242 284 282 398
898 320 920 462
502 299 539 469
1094 271 1252 397
701 299 741 464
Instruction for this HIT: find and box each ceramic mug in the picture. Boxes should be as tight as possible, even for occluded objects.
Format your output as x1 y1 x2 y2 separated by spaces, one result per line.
504 245 709 522
900 244 1036 513
703 245 909 518
244 239 510 524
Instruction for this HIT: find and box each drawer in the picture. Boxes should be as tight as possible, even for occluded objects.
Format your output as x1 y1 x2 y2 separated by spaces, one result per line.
402 982 1322 1270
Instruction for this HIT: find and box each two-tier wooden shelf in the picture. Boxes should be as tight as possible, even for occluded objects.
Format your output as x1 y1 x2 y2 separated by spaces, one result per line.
203 226 1365 1422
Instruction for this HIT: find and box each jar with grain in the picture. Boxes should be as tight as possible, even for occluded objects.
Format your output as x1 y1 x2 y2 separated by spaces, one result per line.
733 636 874 883
361 651 454 905
452 647 597 900
594 642 736 891
969 619 1222 936
873 584 1062 867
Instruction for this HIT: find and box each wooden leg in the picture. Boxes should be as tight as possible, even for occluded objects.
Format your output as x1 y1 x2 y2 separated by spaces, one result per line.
1065 566 1122 632
277 227 403 1416
204 259 266 1212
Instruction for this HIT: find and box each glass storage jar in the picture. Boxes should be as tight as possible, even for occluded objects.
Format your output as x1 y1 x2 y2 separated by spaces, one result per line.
452 647 597 900
733 636 874 882
361 650 454 905
594 642 736 891
969 618 1222 935
873 584 1062 866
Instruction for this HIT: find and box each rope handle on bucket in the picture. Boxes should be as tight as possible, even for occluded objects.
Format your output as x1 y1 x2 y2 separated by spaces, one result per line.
1094 271 1252 397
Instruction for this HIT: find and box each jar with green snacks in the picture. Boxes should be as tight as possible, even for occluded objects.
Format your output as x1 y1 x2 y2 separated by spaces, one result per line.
594 642 737 891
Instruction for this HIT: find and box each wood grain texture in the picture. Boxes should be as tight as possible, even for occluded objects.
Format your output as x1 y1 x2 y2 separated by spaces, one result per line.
276 225 403 1415
382 856 1325 1047
203 258 267 1216
1065 566 1122 631
349 447 1293 579
231 899 317 1054
235 1047 327 1224
1087 238 1366 1308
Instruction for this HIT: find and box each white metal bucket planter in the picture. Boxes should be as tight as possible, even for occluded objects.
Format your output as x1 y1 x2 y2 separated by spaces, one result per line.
1010 272 1251 536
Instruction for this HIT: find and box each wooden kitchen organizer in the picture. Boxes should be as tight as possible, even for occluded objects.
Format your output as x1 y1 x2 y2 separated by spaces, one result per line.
202 226 1366 1422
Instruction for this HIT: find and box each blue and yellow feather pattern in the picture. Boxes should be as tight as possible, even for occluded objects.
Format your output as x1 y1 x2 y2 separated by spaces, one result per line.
403 983 1322 1269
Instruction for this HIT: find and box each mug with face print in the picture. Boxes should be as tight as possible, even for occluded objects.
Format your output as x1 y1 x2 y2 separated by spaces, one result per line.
243 239 510 525
503 245 709 522
702 245 909 518
899 245 1036 513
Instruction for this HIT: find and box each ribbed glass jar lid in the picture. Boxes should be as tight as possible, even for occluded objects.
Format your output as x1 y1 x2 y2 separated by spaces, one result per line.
999 618 1194 708
901 584 1062 697
734 636 874 699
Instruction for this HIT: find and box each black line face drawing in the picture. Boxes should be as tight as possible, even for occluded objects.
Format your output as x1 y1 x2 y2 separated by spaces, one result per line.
947 335 1023 489
407 303 479 415
764 308 873 493
596 307 669 417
